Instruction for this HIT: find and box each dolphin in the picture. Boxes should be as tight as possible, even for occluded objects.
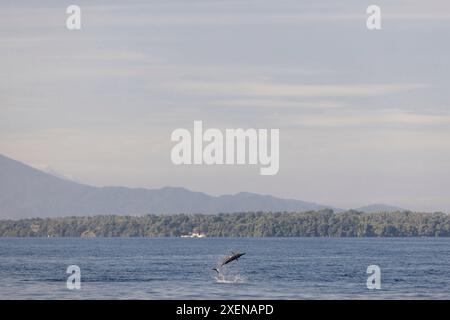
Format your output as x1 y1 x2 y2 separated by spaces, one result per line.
212 252 246 273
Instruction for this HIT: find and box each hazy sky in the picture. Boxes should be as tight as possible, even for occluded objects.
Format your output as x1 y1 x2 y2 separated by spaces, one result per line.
1 0 450 211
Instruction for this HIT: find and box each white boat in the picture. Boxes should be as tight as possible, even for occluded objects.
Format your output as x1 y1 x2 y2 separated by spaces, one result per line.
181 232 206 238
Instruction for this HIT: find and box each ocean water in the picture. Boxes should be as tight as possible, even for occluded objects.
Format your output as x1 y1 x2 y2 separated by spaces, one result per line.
0 237 449 299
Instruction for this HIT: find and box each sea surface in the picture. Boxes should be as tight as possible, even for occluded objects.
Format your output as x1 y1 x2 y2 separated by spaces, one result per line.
0 237 449 299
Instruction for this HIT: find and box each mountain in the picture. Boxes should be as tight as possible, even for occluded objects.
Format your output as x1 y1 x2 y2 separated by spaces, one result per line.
0 154 338 219
354 204 407 213
31 164 75 182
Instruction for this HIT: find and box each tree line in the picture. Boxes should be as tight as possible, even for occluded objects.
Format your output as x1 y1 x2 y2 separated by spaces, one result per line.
0 210 449 237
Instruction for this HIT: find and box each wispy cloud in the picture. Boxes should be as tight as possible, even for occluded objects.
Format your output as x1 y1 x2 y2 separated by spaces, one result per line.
284 110 450 128
4 0 450 33
166 81 427 98
209 99 345 109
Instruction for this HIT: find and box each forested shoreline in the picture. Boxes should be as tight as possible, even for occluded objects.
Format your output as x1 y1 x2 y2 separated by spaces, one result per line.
0 210 449 237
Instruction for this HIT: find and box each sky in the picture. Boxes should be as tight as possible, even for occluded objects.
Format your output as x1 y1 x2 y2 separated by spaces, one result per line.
1 0 450 212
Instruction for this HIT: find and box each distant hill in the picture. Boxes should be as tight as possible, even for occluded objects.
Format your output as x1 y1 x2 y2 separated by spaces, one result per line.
354 204 407 213
0 154 338 219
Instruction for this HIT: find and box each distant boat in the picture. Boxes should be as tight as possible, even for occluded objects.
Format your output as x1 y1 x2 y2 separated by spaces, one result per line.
180 232 206 238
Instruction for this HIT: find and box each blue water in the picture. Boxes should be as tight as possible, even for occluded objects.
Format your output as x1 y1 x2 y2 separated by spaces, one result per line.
0 238 449 299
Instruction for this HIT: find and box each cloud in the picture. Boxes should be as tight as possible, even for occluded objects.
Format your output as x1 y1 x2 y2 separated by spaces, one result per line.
166 81 427 98
4 0 450 33
210 99 345 109
284 110 450 128
82 0 450 27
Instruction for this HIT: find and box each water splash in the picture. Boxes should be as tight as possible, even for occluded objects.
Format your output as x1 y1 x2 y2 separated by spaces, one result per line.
213 265 247 284
215 274 247 284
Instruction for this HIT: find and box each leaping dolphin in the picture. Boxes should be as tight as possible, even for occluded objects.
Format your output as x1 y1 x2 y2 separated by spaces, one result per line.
212 252 246 273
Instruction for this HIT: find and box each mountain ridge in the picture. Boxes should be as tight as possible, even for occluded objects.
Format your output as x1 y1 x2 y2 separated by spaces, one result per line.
0 153 341 219
354 203 407 213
